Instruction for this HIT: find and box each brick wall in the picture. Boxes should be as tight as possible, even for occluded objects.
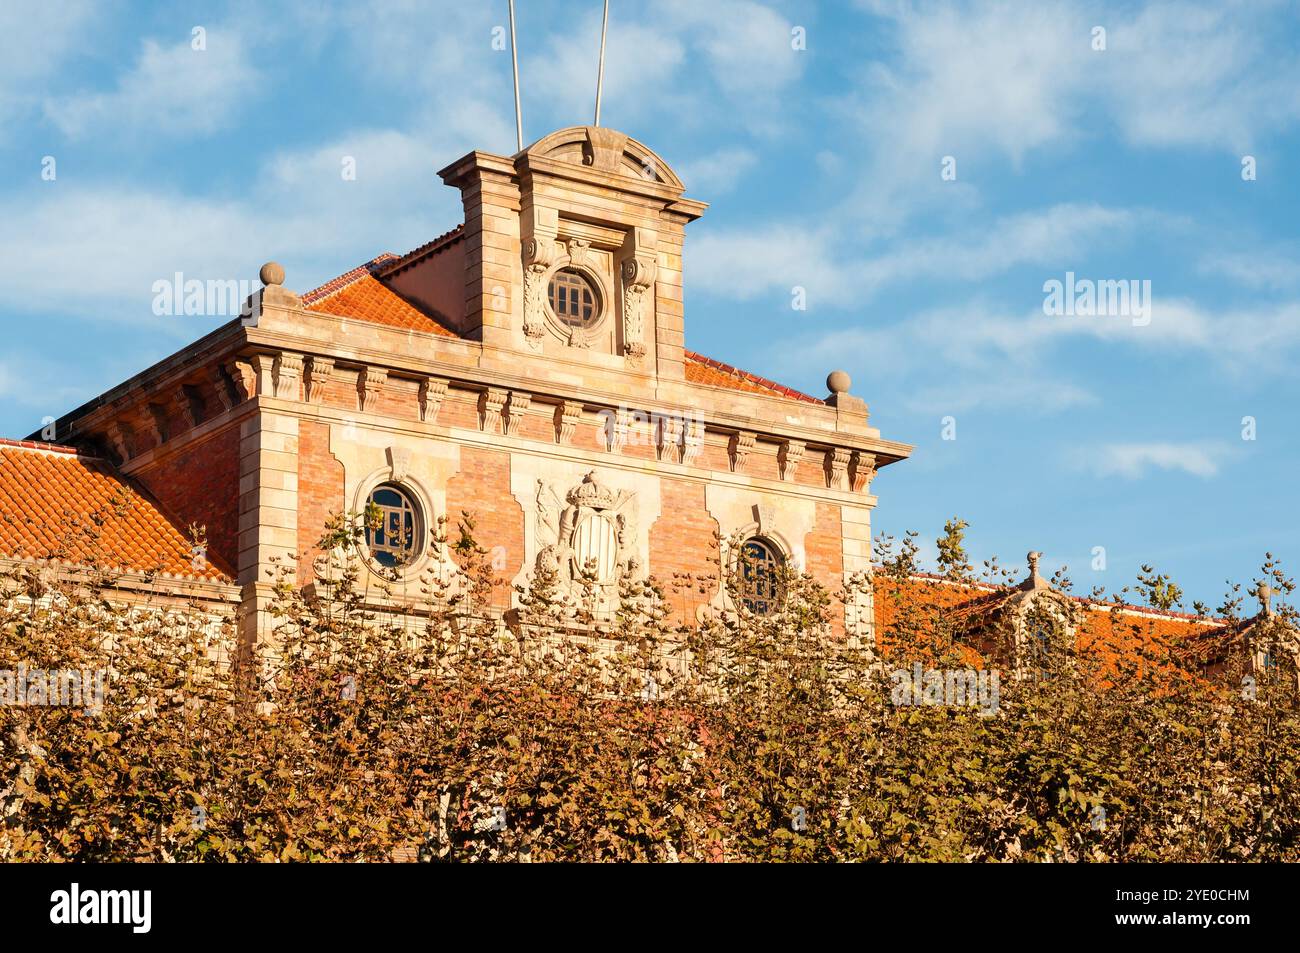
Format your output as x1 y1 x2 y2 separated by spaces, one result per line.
805 501 845 636
133 425 240 572
444 445 523 608
296 419 344 584
649 479 720 626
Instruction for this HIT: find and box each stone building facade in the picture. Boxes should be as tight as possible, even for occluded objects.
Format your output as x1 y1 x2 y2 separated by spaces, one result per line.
10 126 912 654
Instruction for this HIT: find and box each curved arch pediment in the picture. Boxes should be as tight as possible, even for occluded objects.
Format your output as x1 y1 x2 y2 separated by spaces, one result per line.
522 125 685 191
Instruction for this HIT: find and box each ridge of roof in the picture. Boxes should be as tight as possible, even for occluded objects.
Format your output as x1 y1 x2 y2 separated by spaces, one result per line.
0 437 88 457
301 253 399 305
375 224 467 278
684 350 822 404
882 568 1230 626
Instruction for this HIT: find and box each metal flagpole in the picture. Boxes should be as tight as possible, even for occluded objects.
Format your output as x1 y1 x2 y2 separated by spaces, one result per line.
594 0 609 126
509 0 524 150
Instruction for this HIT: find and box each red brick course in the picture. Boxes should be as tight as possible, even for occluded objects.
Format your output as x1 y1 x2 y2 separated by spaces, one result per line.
297 419 345 585
133 425 241 573
649 479 721 626
444 445 524 608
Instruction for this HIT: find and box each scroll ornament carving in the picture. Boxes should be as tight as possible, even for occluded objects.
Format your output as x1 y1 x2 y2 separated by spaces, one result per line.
621 257 655 364
522 237 556 350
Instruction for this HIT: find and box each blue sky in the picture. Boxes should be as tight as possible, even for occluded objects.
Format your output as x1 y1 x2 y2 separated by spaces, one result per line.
1 0 1297 610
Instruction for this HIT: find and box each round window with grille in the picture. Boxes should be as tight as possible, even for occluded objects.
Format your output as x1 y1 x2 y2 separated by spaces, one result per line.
547 269 600 329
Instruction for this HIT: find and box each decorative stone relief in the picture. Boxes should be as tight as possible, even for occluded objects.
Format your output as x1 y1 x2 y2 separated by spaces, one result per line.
729 431 756 473
417 376 448 423
534 471 643 595
144 404 169 446
304 357 334 404
778 439 805 482
209 365 236 411
226 360 256 402
582 126 628 171
272 352 303 400
521 207 559 350
386 446 412 483
566 238 592 268
479 387 507 433
172 386 200 429
357 366 387 413
249 354 276 396
657 413 683 463
849 451 876 493
509 461 662 620
824 447 851 490
605 407 632 453
504 391 531 437
554 400 583 445
681 418 705 467
106 420 135 462
620 227 657 366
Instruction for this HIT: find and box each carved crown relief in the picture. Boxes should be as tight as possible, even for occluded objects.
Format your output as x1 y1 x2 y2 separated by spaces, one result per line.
534 471 642 603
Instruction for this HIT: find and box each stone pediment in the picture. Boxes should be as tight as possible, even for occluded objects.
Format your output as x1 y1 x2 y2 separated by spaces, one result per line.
521 125 685 191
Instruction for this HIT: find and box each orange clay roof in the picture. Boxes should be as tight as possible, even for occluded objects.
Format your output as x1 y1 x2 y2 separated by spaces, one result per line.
0 440 232 583
684 351 820 403
305 268 459 337
873 570 1230 683
302 246 821 404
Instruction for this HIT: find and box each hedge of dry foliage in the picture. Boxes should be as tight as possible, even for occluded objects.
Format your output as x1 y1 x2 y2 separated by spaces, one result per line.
1 508 1299 862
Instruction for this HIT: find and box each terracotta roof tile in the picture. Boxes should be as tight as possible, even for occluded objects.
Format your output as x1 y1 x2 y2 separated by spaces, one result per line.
872 570 1232 684
684 350 821 404
305 272 459 337
0 441 232 582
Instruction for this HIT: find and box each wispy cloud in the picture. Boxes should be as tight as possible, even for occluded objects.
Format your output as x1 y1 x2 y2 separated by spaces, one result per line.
691 203 1137 306
44 30 258 139
678 148 760 195
1072 442 1234 479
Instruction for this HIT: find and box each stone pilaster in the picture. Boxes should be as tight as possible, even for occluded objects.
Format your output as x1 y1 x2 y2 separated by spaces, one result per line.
236 410 300 657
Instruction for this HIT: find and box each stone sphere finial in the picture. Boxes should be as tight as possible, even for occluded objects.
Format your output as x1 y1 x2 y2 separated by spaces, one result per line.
827 370 852 395
259 261 285 287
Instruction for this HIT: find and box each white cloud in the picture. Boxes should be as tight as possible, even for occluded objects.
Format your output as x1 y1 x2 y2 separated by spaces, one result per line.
1045 297 1300 375
1074 442 1232 479
677 148 759 194
0 2 99 122
1102 1 1300 152
44 30 257 139
690 203 1136 306
839 0 1300 232
689 225 847 302
1200 249 1300 291
771 303 1100 415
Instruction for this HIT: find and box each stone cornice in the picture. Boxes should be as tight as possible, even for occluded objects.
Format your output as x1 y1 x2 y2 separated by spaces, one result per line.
254 396 883 508
241 311 913 467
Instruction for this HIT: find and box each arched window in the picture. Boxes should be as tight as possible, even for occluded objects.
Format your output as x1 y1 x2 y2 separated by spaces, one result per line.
739 537 783 615
364 483 422 568
548 269 600 328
